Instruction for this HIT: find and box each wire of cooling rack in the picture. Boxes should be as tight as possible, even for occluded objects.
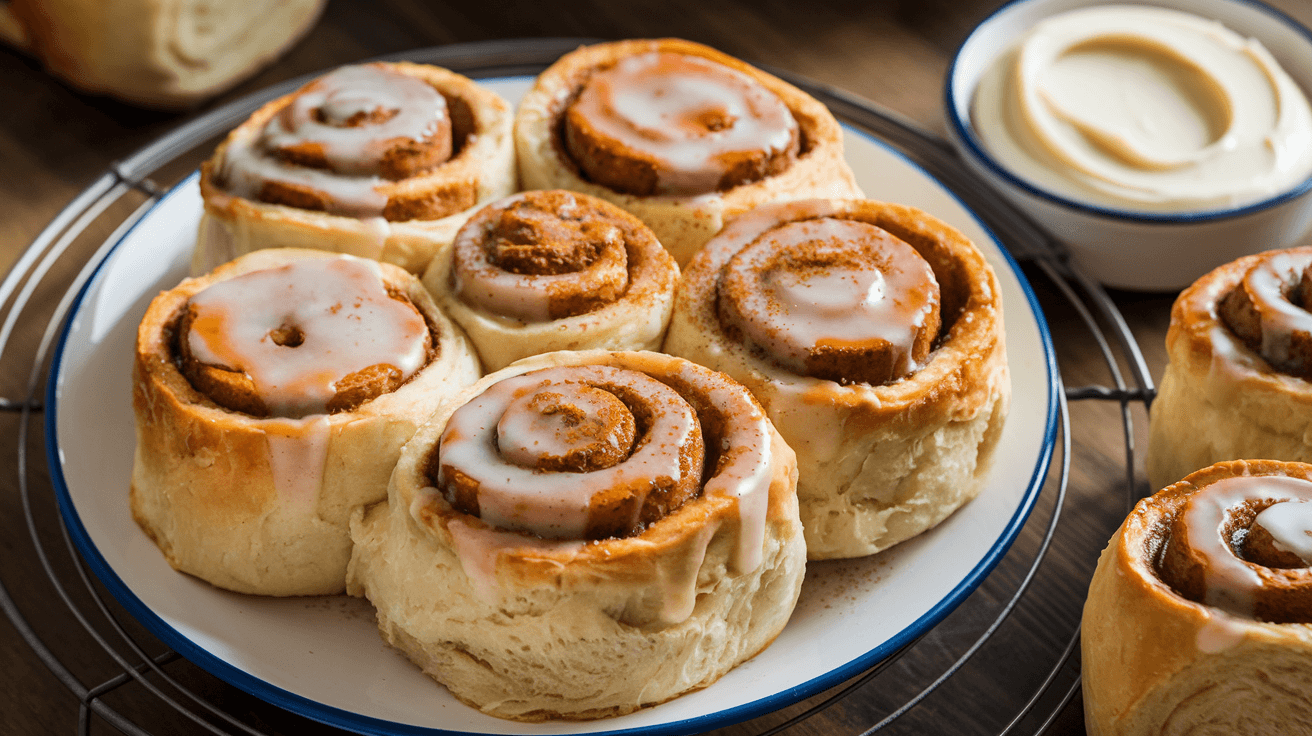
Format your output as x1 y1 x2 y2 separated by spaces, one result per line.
0 39 1156 736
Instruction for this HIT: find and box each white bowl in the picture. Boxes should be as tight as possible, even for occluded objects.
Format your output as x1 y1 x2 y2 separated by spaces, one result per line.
945 0 1312 291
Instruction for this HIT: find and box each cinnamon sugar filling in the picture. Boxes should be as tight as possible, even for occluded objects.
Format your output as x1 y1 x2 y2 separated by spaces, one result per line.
174 257 434 418
218 64 473 220
1218 251 1312 379
432 365 706 540
1155 475 1312 623
561 52 800 196
451 190 656 322
715 217 941 386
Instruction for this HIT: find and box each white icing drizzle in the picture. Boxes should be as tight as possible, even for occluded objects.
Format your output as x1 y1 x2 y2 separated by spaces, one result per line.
571 52 797 195
1241 251 1312 369
219 64 448 217
263 416 332 512
186 256 428 418
718 217 939 377
444 515 584 603
1182 475 1312 616
437 365 697 538
267 65 446 176
657 520 720 623
1253 499 1312 564
677 361 773 574
1195 609 1249 653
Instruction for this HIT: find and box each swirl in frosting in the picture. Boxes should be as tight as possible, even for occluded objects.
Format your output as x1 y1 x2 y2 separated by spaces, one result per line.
430 357 775 572
716 216 940 385
563 51 800 196
450 190 651 322
1158 474 1312 623
218 64 454 217
180 256 431 418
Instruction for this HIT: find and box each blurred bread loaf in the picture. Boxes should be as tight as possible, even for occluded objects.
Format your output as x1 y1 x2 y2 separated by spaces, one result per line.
0 0 326 108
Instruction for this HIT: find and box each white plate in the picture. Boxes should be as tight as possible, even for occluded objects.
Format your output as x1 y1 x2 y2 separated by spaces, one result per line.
47 76 1057 735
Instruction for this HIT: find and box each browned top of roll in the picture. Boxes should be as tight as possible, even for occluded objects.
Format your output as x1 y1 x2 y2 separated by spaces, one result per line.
556 44 801 197
450 190 670 322
428 362 709 541
713 213 941 386
175 256 435 418
1215 249 1312 380
1148 460 1312 624
204 61 487 222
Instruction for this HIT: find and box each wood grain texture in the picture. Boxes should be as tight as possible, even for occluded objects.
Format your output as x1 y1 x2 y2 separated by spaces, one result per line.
4 0 1312 734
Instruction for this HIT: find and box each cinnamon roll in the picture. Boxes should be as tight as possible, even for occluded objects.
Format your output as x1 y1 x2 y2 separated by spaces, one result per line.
1147 247 1312 490
515 39 863 267
664 199 1009 560
346 350 804 720
422 189 679 371
1082 459 1312 736
131 249 480 596
196 61 515 275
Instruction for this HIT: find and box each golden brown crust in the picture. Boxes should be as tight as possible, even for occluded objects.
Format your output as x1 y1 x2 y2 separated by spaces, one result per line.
664 198 1009 560
1082 459 1312 736
130 248 481 596
515 38 863 266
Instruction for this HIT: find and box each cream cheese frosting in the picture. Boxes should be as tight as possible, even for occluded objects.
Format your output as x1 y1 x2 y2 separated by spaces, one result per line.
971 5 1312 212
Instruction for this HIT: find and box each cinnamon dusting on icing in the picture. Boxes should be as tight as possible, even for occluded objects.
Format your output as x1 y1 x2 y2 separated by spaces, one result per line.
178 256 432 418
563 52 799 196
1157 475 1312 623
715 217 941 385
451 190 657 322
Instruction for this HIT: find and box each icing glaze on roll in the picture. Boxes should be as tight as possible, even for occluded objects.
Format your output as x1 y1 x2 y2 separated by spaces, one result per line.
1158 474 1312 623
450 190 636 322
436 364 704 540
563 52 800 196
717 217 940 385
182 256 430 418
431 355 775 573
218 64 453 218
1217 250 1312 379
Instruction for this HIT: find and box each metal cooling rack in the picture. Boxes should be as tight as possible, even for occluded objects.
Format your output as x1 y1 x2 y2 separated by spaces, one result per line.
0 38 1156 736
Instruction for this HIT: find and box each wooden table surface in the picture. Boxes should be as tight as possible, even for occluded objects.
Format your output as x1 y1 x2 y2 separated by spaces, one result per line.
4 1 1311 734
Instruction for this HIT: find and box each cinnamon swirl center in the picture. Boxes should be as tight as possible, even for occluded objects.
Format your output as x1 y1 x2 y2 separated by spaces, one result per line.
178 257 432 418
1218 251 1312 379
563 52 800 196
435 365 705 540
1158 475 1312 623
451 190 647 322
716 217 941 385
220 64 454 217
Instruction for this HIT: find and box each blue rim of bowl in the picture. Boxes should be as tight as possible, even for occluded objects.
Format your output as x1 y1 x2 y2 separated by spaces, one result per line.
44 81 1059 736
944 0 1312 224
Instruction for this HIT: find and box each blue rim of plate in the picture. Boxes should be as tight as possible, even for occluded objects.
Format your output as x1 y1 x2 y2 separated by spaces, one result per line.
943 0 1312 224
44 71 1059 736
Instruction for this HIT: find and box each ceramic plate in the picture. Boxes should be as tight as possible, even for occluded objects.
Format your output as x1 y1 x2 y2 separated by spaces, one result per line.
47 76 1057 735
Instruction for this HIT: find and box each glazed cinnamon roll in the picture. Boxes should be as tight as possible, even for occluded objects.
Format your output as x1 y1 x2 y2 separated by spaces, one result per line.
1147 247 1312 490
515 39 862 266
1083 459 1312 736
664 199 1009 559
346 350 804 721
422 190 679 371
196 61 515 274
131 249 480 596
